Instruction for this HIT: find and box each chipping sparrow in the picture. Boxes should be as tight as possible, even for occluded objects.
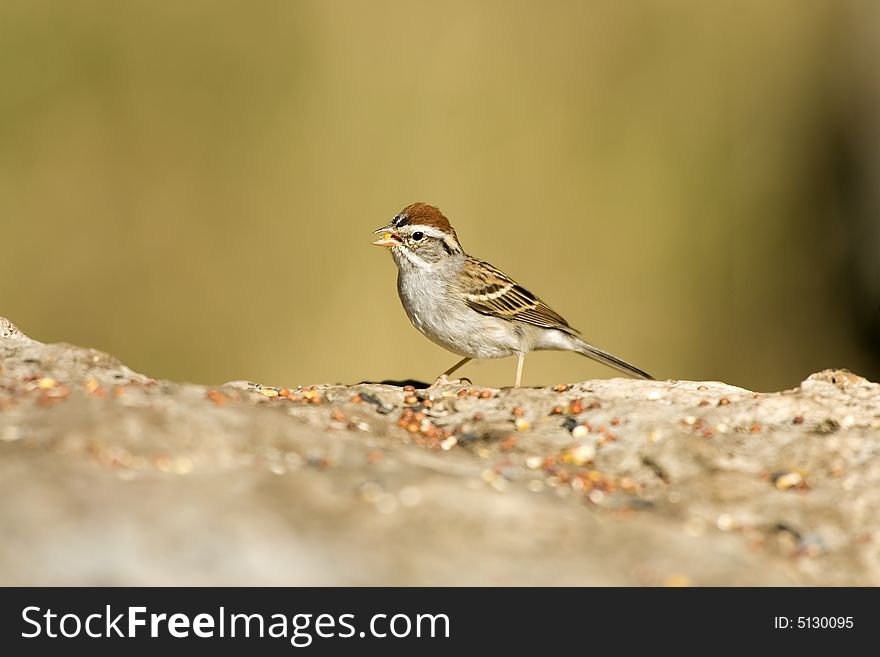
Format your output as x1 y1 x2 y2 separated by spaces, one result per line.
372 202 653 386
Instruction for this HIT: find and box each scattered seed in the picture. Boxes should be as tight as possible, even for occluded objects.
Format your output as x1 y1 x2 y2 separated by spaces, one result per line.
772 471 804 491
571 425 589 439
500 436 518 451
598 433 617 445
716 514 737 531
440 436 458 451
564 444 595 465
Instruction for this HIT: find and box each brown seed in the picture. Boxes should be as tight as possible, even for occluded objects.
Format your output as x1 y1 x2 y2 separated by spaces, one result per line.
351 394 363 403
550 406 564 415
610 417 621 426
718 397 730 406
793 415 804 425
698 400 710 407
403 395 419 405
588 401 601 410
697 385 708 391
207 389 226 405
500 436 517 451
553 383 569 393
404 385 415 392
749 422 762 433
421 399 433 408
406 422 420 433
512 406 525 417
479 390 493 399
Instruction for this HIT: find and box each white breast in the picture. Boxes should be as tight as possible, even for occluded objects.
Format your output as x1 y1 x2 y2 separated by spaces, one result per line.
396 268 525 359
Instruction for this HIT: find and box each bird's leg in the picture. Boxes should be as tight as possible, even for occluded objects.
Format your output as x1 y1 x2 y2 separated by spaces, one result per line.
431 357 472 387
514 354 525 388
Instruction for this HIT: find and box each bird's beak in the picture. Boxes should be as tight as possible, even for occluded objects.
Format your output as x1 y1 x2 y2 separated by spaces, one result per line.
371 226 401 248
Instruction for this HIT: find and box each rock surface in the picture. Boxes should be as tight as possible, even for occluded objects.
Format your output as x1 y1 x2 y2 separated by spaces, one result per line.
1 316 879 585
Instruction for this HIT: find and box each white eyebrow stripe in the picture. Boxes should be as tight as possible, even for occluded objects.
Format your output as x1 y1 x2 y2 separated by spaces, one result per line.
405 225 450 241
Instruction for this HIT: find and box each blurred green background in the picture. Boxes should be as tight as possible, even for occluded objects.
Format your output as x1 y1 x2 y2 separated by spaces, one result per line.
1 0 878 391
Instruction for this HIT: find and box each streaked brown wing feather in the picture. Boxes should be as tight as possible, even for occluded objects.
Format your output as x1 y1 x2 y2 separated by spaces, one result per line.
461 257 578 334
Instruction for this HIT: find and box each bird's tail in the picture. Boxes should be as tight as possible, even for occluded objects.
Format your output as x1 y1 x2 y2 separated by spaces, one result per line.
573 338 654 380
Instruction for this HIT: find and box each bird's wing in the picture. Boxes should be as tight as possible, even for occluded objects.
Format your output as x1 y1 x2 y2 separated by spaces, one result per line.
460 256 578 334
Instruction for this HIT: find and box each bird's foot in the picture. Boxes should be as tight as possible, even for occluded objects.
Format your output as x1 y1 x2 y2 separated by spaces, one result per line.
430 375 472 388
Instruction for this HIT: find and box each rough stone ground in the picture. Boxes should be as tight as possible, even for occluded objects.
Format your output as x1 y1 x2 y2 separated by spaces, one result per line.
1 316 879 585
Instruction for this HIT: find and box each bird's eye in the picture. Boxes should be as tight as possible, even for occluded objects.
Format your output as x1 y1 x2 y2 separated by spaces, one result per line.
411 231 424 241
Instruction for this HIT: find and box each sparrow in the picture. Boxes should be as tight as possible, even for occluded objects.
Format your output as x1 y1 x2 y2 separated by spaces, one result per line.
372 202 653 386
